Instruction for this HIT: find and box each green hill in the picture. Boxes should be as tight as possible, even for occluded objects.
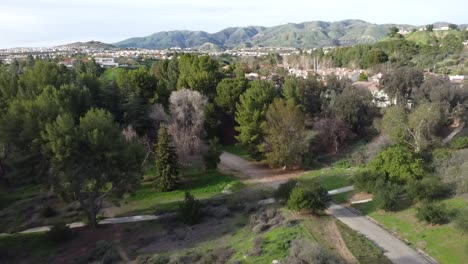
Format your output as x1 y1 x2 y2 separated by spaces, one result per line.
114 20 404 49
404 30 464 45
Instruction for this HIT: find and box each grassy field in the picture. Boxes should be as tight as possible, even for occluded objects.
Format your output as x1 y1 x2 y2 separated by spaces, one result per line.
112 168 239 216
353 197 468 264
298 167 358 190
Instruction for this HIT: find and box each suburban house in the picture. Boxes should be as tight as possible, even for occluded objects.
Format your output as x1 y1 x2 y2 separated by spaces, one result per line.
94 57 119 67
352 81 395 107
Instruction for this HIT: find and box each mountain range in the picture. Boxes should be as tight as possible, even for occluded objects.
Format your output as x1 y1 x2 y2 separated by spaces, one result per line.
114 19 415 49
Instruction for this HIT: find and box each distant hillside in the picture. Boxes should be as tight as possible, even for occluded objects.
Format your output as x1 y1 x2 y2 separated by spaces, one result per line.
56 41 117 50
115 20 408 49
404 30 465 45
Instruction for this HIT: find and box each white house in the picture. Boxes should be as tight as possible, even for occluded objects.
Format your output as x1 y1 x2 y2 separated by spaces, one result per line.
352 81 395 107
94 57 118 67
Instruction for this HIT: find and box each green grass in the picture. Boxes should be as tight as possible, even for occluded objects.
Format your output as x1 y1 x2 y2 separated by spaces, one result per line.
353 197 468 263
114 168 239 216
336 220 392 264
298 167 358 191
230 216 311 263
333 190 355 204
222 144 252 160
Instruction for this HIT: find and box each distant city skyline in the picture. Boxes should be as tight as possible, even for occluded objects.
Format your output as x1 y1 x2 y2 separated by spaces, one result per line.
1 0 467 48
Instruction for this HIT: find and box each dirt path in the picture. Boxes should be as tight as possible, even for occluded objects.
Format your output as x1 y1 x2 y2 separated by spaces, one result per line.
220 151 431 264
219 152 304 188
326 219 359 264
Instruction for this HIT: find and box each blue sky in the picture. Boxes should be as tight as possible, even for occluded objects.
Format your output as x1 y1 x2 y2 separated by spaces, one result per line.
0 0 466 48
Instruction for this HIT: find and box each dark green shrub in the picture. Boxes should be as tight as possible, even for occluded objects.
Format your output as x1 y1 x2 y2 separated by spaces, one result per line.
374 180 401 211
455 207 468 233
334 160 352 168
40 205 57 218
48 222 73 242
450 137 468 149
406 177 452 202
274 179 297 202
352 170 379 193
178 192 203 225
203 137 223 171
287 185 330 213
416 202 452 224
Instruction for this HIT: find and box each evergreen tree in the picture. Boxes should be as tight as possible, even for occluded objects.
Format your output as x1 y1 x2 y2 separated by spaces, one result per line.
154 126 179 191
235 80 275 159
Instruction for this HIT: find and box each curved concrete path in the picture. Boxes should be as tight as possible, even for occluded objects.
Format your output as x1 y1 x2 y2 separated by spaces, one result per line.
219 151 432 264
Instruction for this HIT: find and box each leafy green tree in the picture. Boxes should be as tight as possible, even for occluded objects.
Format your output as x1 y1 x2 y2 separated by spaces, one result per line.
380 67 424 106
282 76 324 115
123 91 149 136
43 109 144 227
151 56 179 106
364 49 388 68
261 99 310 168
215 78 248 116
235 80 276 159
287 185 330 213
381 103 442 152
374 180 401 211
448 24 458 30
18 60 68 98
0 85 91 184
154 126 179 191
426 24 434 32
333 87 375 132
368 145 425 183
177 54 222 96
440 34 464 57
388 27 399 37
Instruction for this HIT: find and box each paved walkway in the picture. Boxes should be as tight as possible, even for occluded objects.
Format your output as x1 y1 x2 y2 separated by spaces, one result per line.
328 203 431 264
17 214 172 234
220 151 432 264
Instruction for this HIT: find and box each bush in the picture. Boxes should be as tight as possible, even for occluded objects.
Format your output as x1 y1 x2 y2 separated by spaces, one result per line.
334 160 352 168
406 176 452 202
40 205 57 218
455 207 468 233
450 137 468 150
48 222 73 242
178 192 203 225
416 202 452 224
274 179 297 202
287 185 330 213
352 170 379 193
374 180 401 211
285 238 342 264
203 137 223 171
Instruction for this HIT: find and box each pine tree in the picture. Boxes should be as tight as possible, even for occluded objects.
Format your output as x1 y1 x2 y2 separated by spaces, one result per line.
154 126 179 191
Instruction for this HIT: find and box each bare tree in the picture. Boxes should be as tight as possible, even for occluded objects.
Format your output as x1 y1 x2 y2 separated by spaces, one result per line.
168 89 207 164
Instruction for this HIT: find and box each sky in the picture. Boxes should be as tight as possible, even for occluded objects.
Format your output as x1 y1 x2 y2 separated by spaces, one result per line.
1 0 467 48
